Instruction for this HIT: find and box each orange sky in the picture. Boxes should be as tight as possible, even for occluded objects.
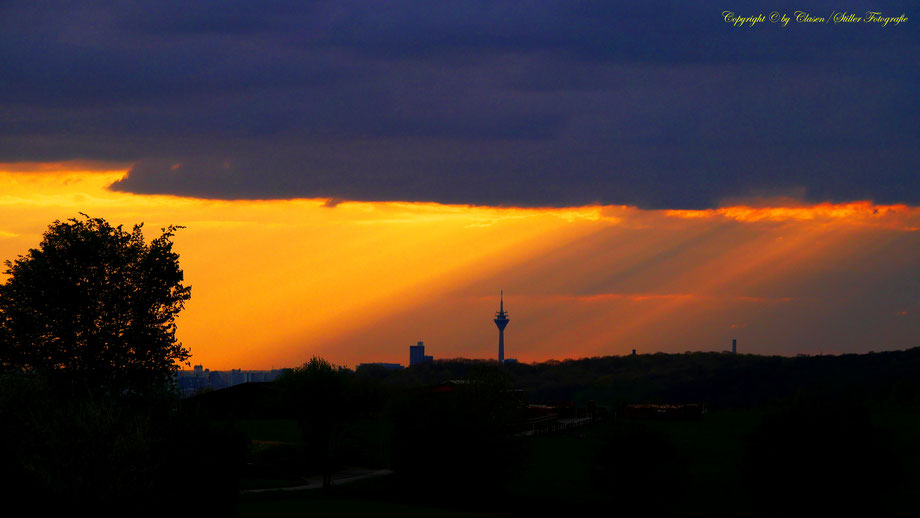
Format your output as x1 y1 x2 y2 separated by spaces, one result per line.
1 164 918 369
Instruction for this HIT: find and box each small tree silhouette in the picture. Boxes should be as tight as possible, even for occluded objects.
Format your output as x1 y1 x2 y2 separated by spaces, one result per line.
0 214 191 396
278 356 350 488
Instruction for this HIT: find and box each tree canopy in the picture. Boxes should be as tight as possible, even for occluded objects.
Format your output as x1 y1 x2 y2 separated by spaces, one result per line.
0 215 191 395
277 356 353 488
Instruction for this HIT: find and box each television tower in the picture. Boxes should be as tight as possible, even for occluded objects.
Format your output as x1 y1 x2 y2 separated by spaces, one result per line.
494 291 510 364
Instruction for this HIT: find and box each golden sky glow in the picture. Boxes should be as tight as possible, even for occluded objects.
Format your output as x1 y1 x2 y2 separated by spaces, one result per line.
1 164 918 369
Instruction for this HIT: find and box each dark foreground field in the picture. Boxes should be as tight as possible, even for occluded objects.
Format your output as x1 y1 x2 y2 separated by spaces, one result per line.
234 407 920 517
4 348 920 517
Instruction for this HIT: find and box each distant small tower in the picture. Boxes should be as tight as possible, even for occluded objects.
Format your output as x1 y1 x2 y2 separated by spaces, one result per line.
494 291 510 364
732 339 737 355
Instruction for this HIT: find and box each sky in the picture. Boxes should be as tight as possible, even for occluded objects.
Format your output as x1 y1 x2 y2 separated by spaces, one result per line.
0 2 917 369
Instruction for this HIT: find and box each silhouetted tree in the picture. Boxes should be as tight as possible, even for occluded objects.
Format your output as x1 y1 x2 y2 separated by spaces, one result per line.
0 214 191 396
278 356 351 488
743 397 902 517
593 423 684 514
393 364 524 500
0 372 247 515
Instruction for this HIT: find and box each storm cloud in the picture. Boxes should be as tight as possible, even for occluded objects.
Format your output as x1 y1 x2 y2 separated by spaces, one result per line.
2 1 917 208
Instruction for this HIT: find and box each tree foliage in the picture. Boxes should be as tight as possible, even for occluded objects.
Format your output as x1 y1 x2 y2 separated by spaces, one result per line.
392 363 524 495
277 356 352 488
0 214 191 395
0 373 246 514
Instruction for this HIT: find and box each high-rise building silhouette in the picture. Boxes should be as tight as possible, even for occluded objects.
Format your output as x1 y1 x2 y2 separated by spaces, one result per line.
409 341 432 366
494 291 510 364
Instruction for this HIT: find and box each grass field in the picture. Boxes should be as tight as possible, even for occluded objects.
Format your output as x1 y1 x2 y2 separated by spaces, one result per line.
237 493 500 517
503 412 764 516
234 408 920 517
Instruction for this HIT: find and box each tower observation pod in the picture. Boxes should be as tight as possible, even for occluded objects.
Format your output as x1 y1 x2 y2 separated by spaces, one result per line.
494 291 510 364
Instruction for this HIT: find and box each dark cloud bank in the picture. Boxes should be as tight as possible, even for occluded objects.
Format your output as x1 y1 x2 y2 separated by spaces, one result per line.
1 1 917 208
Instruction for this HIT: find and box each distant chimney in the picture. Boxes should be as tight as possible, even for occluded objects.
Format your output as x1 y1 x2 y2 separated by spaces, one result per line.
732 339 737 354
